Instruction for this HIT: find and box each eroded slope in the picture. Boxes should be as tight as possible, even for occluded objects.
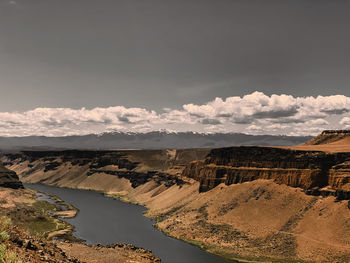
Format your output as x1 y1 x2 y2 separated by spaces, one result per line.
3 140 350 262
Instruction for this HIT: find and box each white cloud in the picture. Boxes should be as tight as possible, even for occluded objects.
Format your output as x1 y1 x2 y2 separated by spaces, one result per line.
309 119 329 126
0 92 349 136
340 117 350 125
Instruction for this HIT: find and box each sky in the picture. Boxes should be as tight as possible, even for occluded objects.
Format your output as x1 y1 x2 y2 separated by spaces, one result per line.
1 0 350 136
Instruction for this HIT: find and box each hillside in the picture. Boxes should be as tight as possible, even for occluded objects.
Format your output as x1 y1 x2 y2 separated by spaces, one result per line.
286 130 350 153
304 130 350 145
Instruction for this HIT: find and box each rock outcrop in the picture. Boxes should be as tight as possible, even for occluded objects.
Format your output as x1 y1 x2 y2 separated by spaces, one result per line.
0 162 23 189
182 146 350 198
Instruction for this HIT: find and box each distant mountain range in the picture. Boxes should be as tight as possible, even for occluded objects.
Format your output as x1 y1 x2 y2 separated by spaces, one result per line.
0 132 312 151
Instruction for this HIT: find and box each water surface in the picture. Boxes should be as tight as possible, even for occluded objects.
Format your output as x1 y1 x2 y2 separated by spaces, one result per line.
25 183 237 263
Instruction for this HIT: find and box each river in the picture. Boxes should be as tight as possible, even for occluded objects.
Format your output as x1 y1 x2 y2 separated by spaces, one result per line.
25 183 237 263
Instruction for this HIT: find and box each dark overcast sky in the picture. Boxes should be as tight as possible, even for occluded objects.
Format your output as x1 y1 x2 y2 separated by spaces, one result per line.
1 0 350 112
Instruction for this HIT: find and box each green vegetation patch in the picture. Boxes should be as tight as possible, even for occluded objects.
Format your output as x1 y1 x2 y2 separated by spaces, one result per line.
24 217 58 237
21 201 69 238
31 200 56 212
4 199 71 239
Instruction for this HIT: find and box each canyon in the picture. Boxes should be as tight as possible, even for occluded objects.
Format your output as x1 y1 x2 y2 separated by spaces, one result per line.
1 130 350 262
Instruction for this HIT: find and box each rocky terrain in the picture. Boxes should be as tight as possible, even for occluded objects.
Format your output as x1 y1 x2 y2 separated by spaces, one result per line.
0 164 160 263
0 162 23 189
2 131 350 262
0 215 160 263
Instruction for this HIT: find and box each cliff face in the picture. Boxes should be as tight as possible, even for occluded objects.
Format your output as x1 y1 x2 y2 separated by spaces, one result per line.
182 146 350 198
0 162 23 189
1 149 208 191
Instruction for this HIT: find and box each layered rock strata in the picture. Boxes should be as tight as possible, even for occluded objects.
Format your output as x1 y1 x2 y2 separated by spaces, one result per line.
1 149 205 190
182 146 350 199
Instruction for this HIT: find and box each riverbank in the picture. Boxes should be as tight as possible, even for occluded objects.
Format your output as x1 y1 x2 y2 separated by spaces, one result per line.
105 180 322 263
0 186 162 263
14 178 350 262
11 180 350 263
25 183 233 263
0 186 75 239
42 180 315 263
34 189 79 239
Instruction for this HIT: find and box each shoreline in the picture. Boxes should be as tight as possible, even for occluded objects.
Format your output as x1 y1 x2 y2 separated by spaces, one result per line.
27 185 81 242
25 183 314 263
105 189 302 263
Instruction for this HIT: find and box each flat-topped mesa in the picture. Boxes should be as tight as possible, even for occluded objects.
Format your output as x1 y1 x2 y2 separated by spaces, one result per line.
0 162 23 189
304 129 350 146
182 146 350 196
205 147 334 169
321 130 350 135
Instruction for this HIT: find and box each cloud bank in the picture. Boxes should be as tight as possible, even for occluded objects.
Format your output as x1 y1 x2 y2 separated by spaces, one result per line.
0 91 349 137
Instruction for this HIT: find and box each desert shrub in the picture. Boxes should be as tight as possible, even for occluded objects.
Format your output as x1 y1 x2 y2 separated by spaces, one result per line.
0 217 11 233
0 244 6 263
0 245 21 263
0 217 11 243
0 232 9 243
3 252 21 263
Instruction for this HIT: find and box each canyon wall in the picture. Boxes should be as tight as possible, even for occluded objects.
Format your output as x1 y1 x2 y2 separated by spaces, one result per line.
182 146 350 198
0 162 23 189
0 149 209 192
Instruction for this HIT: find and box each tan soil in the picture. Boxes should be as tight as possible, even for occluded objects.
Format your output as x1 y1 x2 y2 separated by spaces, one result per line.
127 180 350 262
57 243 161 263
52 210 77 219
0 187 35 208
283 136 350 153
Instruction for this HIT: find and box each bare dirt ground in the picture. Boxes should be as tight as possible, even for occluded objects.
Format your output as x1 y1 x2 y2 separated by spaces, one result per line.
58 243 161 263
